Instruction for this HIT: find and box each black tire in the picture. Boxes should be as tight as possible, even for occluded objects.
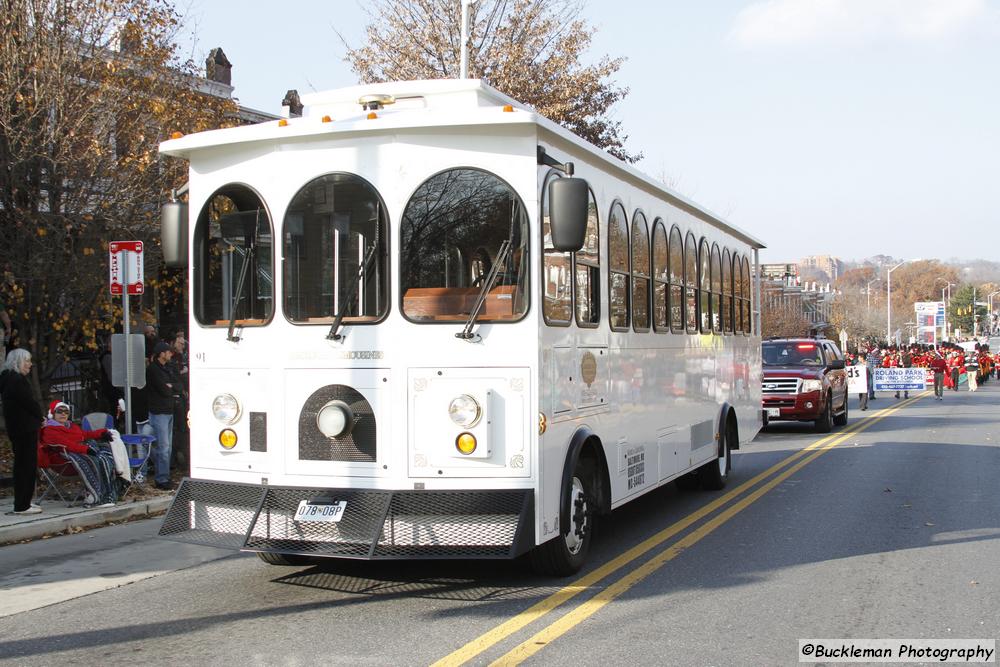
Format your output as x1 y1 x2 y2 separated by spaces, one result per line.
530 460 597 576
833 390 849 426
699 419 732 491
256 551 312 566
814 395 833 433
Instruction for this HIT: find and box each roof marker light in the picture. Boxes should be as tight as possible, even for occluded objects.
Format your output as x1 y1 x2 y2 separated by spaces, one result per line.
278 119 288 127
502 105 514 112
797 344 816 350
321 115 332 123
170 131 183 140
367 112 378 120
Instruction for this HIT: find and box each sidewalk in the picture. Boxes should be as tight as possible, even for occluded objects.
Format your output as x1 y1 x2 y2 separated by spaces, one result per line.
0 492 174 545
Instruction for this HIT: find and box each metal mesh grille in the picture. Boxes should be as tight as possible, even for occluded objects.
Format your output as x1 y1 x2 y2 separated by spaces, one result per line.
249 412 267 452
159 480 533 560
246 487 392 557
375 491 528 558
158 478 265 549
299 386 376 462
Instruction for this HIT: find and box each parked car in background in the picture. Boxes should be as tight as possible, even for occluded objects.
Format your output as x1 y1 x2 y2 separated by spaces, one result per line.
761 337 849 432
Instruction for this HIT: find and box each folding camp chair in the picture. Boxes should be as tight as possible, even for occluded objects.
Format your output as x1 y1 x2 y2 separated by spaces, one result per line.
81 412 115 432
122 434 155 485
36 443 93 506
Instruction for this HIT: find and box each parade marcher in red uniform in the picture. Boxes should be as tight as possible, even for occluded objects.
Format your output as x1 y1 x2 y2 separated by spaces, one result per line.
929 351 947 400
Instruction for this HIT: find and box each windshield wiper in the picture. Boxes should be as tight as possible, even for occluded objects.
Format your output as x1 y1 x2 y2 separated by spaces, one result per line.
227 244 254 342
327 242 380 341
456 239 512 341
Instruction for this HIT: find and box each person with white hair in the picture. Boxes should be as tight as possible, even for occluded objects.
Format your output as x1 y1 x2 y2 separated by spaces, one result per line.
0 348 44 514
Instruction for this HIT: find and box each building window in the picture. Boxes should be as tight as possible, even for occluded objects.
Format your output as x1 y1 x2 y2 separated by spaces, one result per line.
608 201 629 330
575 189 601 327
631 210 650 332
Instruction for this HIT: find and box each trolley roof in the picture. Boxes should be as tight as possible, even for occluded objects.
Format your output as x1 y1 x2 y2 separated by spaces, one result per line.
160 78 765 250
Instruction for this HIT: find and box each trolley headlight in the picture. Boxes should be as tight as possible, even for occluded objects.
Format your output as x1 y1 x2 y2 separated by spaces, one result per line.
800 379 823 393
212 394 241 424
448 394 482 428
316 400 354 438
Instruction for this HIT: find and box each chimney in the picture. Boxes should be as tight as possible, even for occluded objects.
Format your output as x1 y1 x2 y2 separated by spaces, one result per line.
206 48 232 85
282 89 303 118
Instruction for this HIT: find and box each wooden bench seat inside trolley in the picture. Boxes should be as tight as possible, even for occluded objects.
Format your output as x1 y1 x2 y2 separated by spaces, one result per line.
403 286 516 320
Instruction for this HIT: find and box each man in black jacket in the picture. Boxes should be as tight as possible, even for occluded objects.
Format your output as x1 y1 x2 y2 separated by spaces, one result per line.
146 342 175 490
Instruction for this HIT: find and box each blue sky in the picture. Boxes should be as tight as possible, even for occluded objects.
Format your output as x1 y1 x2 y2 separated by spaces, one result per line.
181 0 999 265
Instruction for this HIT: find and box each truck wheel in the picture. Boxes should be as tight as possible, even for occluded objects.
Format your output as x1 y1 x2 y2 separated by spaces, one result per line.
256 552 312 566
814 396 833 433
699 419 732 491
530 460 596 576
833 391 849 426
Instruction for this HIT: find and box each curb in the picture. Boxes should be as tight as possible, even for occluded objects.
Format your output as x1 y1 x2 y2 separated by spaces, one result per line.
0 495 174 545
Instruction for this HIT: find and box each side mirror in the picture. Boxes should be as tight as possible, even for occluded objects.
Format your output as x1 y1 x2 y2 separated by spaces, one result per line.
161 201 188 268
548 177 589 252
828 359 846 370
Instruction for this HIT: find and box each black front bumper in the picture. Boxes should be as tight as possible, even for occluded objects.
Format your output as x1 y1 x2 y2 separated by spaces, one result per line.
158 478 535 560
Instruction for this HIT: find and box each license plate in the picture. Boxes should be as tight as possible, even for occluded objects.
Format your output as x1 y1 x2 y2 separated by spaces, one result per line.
766 408 780 417
294 500 347 523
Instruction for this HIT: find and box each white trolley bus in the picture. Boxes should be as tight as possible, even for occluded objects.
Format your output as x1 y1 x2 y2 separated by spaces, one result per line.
158 79 764 575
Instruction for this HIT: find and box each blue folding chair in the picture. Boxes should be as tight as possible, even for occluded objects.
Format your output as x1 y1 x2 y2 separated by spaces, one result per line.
121 434 155 484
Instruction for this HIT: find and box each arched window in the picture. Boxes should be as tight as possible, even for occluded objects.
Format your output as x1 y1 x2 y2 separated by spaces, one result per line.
711 243 722 334
541 171 571 325
282 173 389 324
733 252 743 334
742 256 752 335
684 232 698 333
631 210 650 332
669 226 684 332
652 220 668 332
575 188 601 327
400 168 529 322
699 238 711 333
608 201 629 330
722 248 732 334
193 184 273 327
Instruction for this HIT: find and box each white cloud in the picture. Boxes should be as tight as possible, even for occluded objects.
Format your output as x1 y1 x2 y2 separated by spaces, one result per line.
730 0 993 47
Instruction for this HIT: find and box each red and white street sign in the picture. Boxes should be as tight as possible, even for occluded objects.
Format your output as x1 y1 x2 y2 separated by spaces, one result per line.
109 240 144 295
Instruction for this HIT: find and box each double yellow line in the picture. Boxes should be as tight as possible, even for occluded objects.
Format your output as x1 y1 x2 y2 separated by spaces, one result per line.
434 392 927 667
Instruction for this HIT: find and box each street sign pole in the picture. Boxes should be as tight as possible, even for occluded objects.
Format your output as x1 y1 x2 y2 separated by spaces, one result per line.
122 256 133 434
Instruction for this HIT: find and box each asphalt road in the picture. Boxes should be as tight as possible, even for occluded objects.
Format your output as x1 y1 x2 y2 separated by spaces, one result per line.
1 383 998 666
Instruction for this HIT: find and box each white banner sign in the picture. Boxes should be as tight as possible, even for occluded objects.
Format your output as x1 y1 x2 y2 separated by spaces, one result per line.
873 367 926 392
846 365 868 394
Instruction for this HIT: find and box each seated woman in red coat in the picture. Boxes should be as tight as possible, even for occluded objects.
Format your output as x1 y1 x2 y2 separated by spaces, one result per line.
39 401 121 506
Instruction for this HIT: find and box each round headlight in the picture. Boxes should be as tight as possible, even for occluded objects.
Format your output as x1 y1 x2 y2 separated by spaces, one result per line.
448 394 482 428
316 401 354 438
212 394 241 424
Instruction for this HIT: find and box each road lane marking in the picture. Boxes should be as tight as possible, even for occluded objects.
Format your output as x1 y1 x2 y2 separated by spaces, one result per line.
489 394 926 666
432 393 926 667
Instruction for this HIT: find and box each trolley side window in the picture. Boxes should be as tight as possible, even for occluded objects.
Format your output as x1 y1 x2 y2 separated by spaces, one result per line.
574 189 601 327
400 168 529 322
699 237 711 334
652 219 668 332
193 185 273 327
684 232 698 333
711 243 722 334
608 201 630 331
282 173 389 324
541 171 571 326
631 210 650 332
669 225 684 333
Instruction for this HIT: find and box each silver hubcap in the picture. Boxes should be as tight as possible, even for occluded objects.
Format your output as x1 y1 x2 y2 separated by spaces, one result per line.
564 475 588 555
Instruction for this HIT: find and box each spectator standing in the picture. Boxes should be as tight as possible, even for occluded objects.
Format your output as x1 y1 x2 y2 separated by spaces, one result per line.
142 323 158 360
168 331 189 468
0 349 43 514
146 341 175 490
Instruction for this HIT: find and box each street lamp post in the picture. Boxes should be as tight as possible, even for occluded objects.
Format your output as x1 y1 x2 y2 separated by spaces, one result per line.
886 261 908 344
937 279 955 342
989 290 1000 336
866 279 879 310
